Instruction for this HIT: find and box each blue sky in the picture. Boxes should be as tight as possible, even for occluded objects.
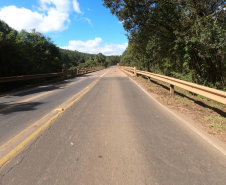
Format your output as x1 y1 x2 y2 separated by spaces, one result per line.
0 0 128 55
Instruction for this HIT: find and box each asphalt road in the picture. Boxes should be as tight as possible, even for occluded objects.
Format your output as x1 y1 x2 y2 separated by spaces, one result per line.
0 69 108 147
1 67 226 184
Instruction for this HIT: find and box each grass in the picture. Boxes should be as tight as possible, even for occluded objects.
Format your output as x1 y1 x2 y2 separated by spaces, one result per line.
202 116 226 131
132 75 226 143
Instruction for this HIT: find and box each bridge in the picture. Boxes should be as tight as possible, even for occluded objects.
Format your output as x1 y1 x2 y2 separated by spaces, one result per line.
0 66 226 184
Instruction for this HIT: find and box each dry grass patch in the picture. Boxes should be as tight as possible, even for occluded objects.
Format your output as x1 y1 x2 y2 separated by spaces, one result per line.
132 75 226 143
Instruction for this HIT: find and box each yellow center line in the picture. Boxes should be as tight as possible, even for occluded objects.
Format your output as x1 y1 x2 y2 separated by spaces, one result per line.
0 78 100 150
0 77 101 168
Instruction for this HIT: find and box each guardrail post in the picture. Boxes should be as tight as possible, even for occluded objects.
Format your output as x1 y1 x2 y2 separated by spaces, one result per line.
148 77 150 82
170 84 174 94
62 69 67 79
85 68 87 74
77 68 79 75
134 67 137 77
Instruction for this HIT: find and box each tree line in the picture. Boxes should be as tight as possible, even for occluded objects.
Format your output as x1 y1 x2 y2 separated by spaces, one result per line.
103 0 226 90
0 20 120 92
61 49 120 70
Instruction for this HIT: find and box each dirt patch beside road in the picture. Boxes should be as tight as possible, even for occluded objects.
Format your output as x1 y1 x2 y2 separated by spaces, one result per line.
131 76 226 143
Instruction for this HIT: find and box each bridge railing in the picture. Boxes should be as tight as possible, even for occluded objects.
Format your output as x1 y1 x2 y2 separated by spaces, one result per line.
119 66 226 105
0 66 105 83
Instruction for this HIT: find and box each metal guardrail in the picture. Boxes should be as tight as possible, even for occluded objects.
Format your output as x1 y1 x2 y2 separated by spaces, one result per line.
64 67 105 78
119 66 226 105
0 67 105 83
0 73 63 83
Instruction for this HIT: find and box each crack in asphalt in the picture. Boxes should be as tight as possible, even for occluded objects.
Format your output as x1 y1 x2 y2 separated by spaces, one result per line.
1 133 41 178
0 114 60 184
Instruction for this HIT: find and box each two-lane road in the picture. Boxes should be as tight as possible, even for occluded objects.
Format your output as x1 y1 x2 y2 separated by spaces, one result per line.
0 68 111 149
1 67 226 184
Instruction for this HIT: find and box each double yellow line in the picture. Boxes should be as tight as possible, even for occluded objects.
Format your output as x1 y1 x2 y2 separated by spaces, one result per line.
0 78 100 168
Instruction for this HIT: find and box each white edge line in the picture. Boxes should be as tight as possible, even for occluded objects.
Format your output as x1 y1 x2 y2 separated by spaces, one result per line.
100 68 112 77
129 77 226 157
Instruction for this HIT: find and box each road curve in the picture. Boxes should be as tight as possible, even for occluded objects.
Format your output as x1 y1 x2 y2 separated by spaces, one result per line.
1 67 226 185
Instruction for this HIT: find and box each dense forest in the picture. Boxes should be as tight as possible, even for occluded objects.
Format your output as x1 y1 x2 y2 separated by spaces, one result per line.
103 0 226 90
60 49 120 70
0 20 120 91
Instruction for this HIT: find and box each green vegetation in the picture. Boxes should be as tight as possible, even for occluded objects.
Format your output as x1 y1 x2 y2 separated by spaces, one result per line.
203 116 226 131
0 20 120 92
0 21 62 77
61 49 120 70
103 0 226 90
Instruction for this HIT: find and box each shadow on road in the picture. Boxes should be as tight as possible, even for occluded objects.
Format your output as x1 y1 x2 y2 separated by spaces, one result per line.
11 80 73 97
0 102 44 115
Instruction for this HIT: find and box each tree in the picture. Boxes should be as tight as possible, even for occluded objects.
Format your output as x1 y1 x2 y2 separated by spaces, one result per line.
0 20 62 91
103 0 226 89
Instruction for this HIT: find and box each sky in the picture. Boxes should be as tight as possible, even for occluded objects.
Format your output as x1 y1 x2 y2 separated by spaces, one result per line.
0 0 128 56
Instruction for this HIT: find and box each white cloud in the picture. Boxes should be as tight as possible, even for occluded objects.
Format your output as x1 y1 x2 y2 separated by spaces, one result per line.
88 8 90 11
74 15 92 26
39 0 71 12
72 0 82 14
0 0 82 33
81 17 92 26
0 6 45 32
61 37 128 56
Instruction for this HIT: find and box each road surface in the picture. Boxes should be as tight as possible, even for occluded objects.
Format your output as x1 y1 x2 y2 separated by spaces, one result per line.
0 67 226 185
0 69 105 148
